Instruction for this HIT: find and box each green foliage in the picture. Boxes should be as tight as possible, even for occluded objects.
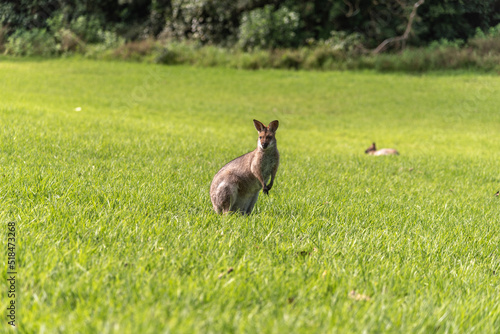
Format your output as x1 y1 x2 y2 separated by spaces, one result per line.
0 0 61 29
475 23 500 39
163 0 239 45
0 3 17 26
428 38 465 50
55 29 85 53
1 58 500 332
138 39 500 73
320 31 365 54
0 25 6 52
42 12 125 55
47 13 119 46
46 14 83 53
1 0 500 71
113 38 158 61
469 23 500 56
68 16 104 44
238 5 300 50
1 0 500 53
154 41 198 65
418 0 500 43
5 28 57 56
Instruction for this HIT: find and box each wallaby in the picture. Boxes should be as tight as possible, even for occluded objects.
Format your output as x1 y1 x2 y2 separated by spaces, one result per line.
210 119 280 215
365 142 399 156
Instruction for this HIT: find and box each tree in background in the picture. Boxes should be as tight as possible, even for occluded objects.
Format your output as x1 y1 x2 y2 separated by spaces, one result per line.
0 0 499 50
417 0 500 43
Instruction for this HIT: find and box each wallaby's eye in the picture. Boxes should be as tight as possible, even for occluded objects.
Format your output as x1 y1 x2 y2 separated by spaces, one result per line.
259 136 262 139
267 136 272 140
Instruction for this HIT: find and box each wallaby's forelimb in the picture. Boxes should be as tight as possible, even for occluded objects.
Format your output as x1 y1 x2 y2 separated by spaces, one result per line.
263 162 279 195
251 158 269 194
256 170 267 192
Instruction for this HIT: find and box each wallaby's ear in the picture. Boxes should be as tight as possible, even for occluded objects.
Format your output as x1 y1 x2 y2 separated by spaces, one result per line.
253 119 265 132
268 120 279 132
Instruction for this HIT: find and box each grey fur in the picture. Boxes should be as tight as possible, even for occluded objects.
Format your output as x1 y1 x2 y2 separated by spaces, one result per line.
210 120 279 214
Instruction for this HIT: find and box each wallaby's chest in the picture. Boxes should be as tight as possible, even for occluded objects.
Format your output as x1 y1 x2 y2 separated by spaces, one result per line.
260 154 276 177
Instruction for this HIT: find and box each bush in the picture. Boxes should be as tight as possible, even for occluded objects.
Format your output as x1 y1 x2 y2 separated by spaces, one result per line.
5 29 57 56
271 48 306 69
370 47 496 73
69 16 104 44
98 30 124 49
56 29 85 53
113 39 158 61
137 39 500 73
469 24 500 56
0 25 7 52
196 46 231 67
83 32 125 59
470 37 500 55
428 39 465 51
46 14 84 53
162 0 239 46
154 42 198 65
303 46 345 70
238 5 300 50
321 31 365 55
231 50 272 70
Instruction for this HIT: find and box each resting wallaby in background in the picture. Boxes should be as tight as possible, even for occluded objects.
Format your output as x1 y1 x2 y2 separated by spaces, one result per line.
210 119 280 214
365 142 399 156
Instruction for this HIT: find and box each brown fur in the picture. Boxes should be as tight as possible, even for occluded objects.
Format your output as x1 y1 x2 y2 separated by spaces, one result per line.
210 120 280 215
365 142 399 156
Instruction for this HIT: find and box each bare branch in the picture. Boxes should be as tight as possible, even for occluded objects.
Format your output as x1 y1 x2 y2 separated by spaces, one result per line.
394 0 407 9
372 0 425 54
343 0 360 17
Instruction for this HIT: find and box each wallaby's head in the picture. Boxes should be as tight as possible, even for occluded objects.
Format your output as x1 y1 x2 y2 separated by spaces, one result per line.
253 119 279 150
365 142 377 154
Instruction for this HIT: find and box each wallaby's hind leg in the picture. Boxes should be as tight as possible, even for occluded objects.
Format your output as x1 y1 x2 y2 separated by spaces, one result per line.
244 193 260 215
212 198 229 214
211 182 237 214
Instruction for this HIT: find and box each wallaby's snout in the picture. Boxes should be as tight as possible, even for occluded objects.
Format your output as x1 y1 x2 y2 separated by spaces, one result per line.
260 137 272 149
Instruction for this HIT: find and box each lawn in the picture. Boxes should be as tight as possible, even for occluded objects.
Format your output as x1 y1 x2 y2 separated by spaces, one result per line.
0 58 499 333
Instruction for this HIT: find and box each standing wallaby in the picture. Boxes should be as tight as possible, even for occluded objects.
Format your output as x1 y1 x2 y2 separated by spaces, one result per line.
210 119 280 215
365 142 399 156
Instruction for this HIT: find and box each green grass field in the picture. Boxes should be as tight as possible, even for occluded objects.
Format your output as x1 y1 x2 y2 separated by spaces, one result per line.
1 58 500 333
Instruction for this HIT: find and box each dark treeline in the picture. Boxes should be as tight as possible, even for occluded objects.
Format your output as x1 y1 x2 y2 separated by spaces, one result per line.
1 0 500 50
